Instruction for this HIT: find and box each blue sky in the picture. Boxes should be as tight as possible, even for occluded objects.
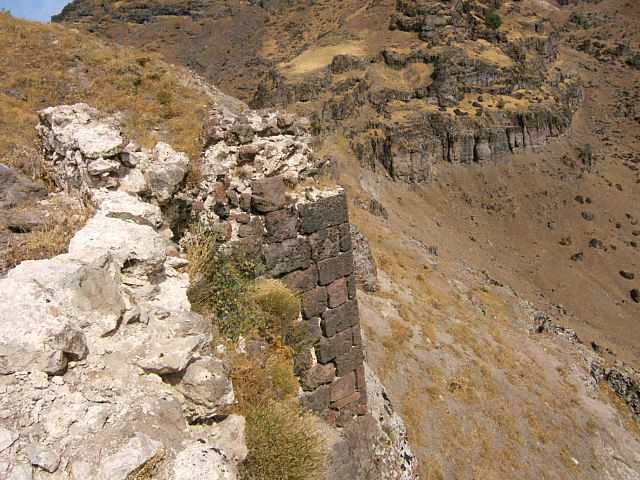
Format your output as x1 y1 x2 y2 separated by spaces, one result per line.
0 0 70 21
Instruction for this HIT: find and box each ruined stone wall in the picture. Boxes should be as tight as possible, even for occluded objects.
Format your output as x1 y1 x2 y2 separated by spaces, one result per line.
193 97 368 422
203 176 367 423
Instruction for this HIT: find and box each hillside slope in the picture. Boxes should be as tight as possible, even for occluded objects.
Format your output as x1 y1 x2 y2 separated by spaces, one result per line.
51 0 640 478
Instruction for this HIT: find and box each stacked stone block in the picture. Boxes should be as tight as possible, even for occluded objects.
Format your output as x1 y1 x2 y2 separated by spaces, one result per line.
213 174 367 422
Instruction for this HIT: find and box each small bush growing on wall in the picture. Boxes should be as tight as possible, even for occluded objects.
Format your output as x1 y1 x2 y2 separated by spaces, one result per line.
186 227 258 339
252 279 301 338
486 9 502 30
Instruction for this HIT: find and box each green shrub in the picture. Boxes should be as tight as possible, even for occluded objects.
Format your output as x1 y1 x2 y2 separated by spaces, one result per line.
241 400 326 480
486 9 502 30
251 279 301 338
185 226 300 341
186 232 258 340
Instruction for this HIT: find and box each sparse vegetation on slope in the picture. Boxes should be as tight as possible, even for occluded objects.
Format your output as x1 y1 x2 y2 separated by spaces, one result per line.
0 11 208 178
3 193 93 270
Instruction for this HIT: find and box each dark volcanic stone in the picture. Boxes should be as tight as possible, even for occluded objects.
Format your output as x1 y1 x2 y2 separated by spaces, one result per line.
281 265 319 293
298 192 348 234
262 237 311 276
264 206 298 242
620 271 635 280
321 300 359 337
251 176 286 213
631 289 640 304
589 238 604 249
570 252 584 262
302 286 328 319
0 163 47 210
317 253 354 286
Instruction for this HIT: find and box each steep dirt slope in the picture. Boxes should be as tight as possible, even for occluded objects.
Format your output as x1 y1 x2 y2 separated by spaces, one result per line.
53 0 640 478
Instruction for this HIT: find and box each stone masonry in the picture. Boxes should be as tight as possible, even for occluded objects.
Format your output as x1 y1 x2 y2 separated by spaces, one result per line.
192 97 368 422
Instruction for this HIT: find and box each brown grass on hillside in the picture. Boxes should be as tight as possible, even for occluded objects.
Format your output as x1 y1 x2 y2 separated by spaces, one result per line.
4 195 93 268
0 12 208 178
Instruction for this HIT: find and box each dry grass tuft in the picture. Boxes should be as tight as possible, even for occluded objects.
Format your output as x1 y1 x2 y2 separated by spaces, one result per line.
241 400 326 480
5 195 93 268
252 279 301 338
230 345 326 480
230 343 299 413
0 12 208 178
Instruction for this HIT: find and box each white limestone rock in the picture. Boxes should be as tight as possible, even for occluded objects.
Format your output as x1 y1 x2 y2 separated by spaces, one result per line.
6 463 32 480
25 444 60 473
37 103 125 159
98 432 163 480
171 440 238 480
92 189 163 228
208 415 248 463
145 142 189 204
0 255 123 370
137 335 204 375
69 215 167 276
118 167 148 195
174 357 236 422
0 428 18 453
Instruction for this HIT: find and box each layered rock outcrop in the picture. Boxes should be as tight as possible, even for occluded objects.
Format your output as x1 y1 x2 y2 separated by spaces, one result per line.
251 0 584 183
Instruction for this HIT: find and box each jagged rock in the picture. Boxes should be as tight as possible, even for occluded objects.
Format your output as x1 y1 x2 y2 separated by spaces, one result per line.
25 444 60 473
37 103 126 159
631 289 640 304
146 143 190 204
173 356 236 422
69 213 167 275
118 167 148 195
0 255 122 371
138 336 204 375
98 432 163 480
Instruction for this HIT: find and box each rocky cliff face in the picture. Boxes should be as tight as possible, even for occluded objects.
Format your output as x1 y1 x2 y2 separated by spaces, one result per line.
52 1 583 183
251 0 584 182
